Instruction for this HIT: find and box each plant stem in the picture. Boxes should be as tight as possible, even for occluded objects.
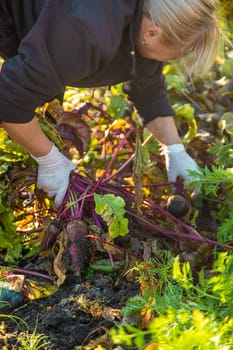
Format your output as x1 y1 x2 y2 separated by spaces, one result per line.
12 268 55 281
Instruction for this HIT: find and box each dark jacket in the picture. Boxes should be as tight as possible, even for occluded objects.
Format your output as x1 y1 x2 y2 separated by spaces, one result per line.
0 0 174 124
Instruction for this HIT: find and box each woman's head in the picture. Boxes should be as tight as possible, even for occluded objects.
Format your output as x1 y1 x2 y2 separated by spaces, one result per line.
139 0 221 76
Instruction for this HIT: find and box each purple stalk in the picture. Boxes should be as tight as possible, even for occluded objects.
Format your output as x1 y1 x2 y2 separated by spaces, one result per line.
91 127 135 193
127 210 233 250
60 173 233 250
90 201 105 232
12 268 55 281
56 119 233 252
142 198 202 238
76 183 93 218
120 181 177 189
102 132 152 184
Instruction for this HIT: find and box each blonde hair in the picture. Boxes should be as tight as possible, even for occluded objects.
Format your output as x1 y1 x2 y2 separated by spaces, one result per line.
143 0 222 76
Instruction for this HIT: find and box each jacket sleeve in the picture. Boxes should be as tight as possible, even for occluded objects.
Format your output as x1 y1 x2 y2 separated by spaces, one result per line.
123 59 174 125
0 2 100 123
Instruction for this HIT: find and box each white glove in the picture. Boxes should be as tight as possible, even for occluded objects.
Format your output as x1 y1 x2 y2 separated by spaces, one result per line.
31 144 75 208
163 144 200 182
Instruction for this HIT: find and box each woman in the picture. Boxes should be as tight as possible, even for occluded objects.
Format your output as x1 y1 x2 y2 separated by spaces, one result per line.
0 0 220 207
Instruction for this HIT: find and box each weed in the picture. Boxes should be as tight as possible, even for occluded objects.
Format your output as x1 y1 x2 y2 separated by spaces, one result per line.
17 318 50 350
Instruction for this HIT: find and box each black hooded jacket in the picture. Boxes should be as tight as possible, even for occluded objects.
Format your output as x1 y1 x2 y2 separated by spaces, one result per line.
0 0 174 124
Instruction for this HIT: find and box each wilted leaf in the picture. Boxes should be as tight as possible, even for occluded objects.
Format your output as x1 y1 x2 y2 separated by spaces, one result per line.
76 294 121 320
53 219 92 285
38 117 64 149
56 110 91 155
133 136 148 214
46 98 64 121
0 272 25 292
24 280 58 300
53 228 68 287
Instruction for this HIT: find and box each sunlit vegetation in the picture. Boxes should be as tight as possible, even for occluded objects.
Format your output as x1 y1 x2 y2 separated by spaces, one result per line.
0 1 233 348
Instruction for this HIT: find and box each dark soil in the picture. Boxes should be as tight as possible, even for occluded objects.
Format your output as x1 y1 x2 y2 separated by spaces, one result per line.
1 272 139 349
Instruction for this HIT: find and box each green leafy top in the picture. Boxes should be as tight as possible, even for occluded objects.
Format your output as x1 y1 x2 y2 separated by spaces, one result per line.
94 193 129 238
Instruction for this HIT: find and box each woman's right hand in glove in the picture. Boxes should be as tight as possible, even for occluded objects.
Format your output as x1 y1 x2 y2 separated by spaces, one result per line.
2 118 75 207
32 143 75 208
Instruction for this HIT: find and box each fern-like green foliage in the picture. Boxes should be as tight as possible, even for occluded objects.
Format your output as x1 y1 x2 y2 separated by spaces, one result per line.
113 309 233 350
209 252 233 305
209 135 233 168
186 166 233 244
187 166 233 196
94 193 129 238
111 253 233 349
173 254 233 316
217 212 233 244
